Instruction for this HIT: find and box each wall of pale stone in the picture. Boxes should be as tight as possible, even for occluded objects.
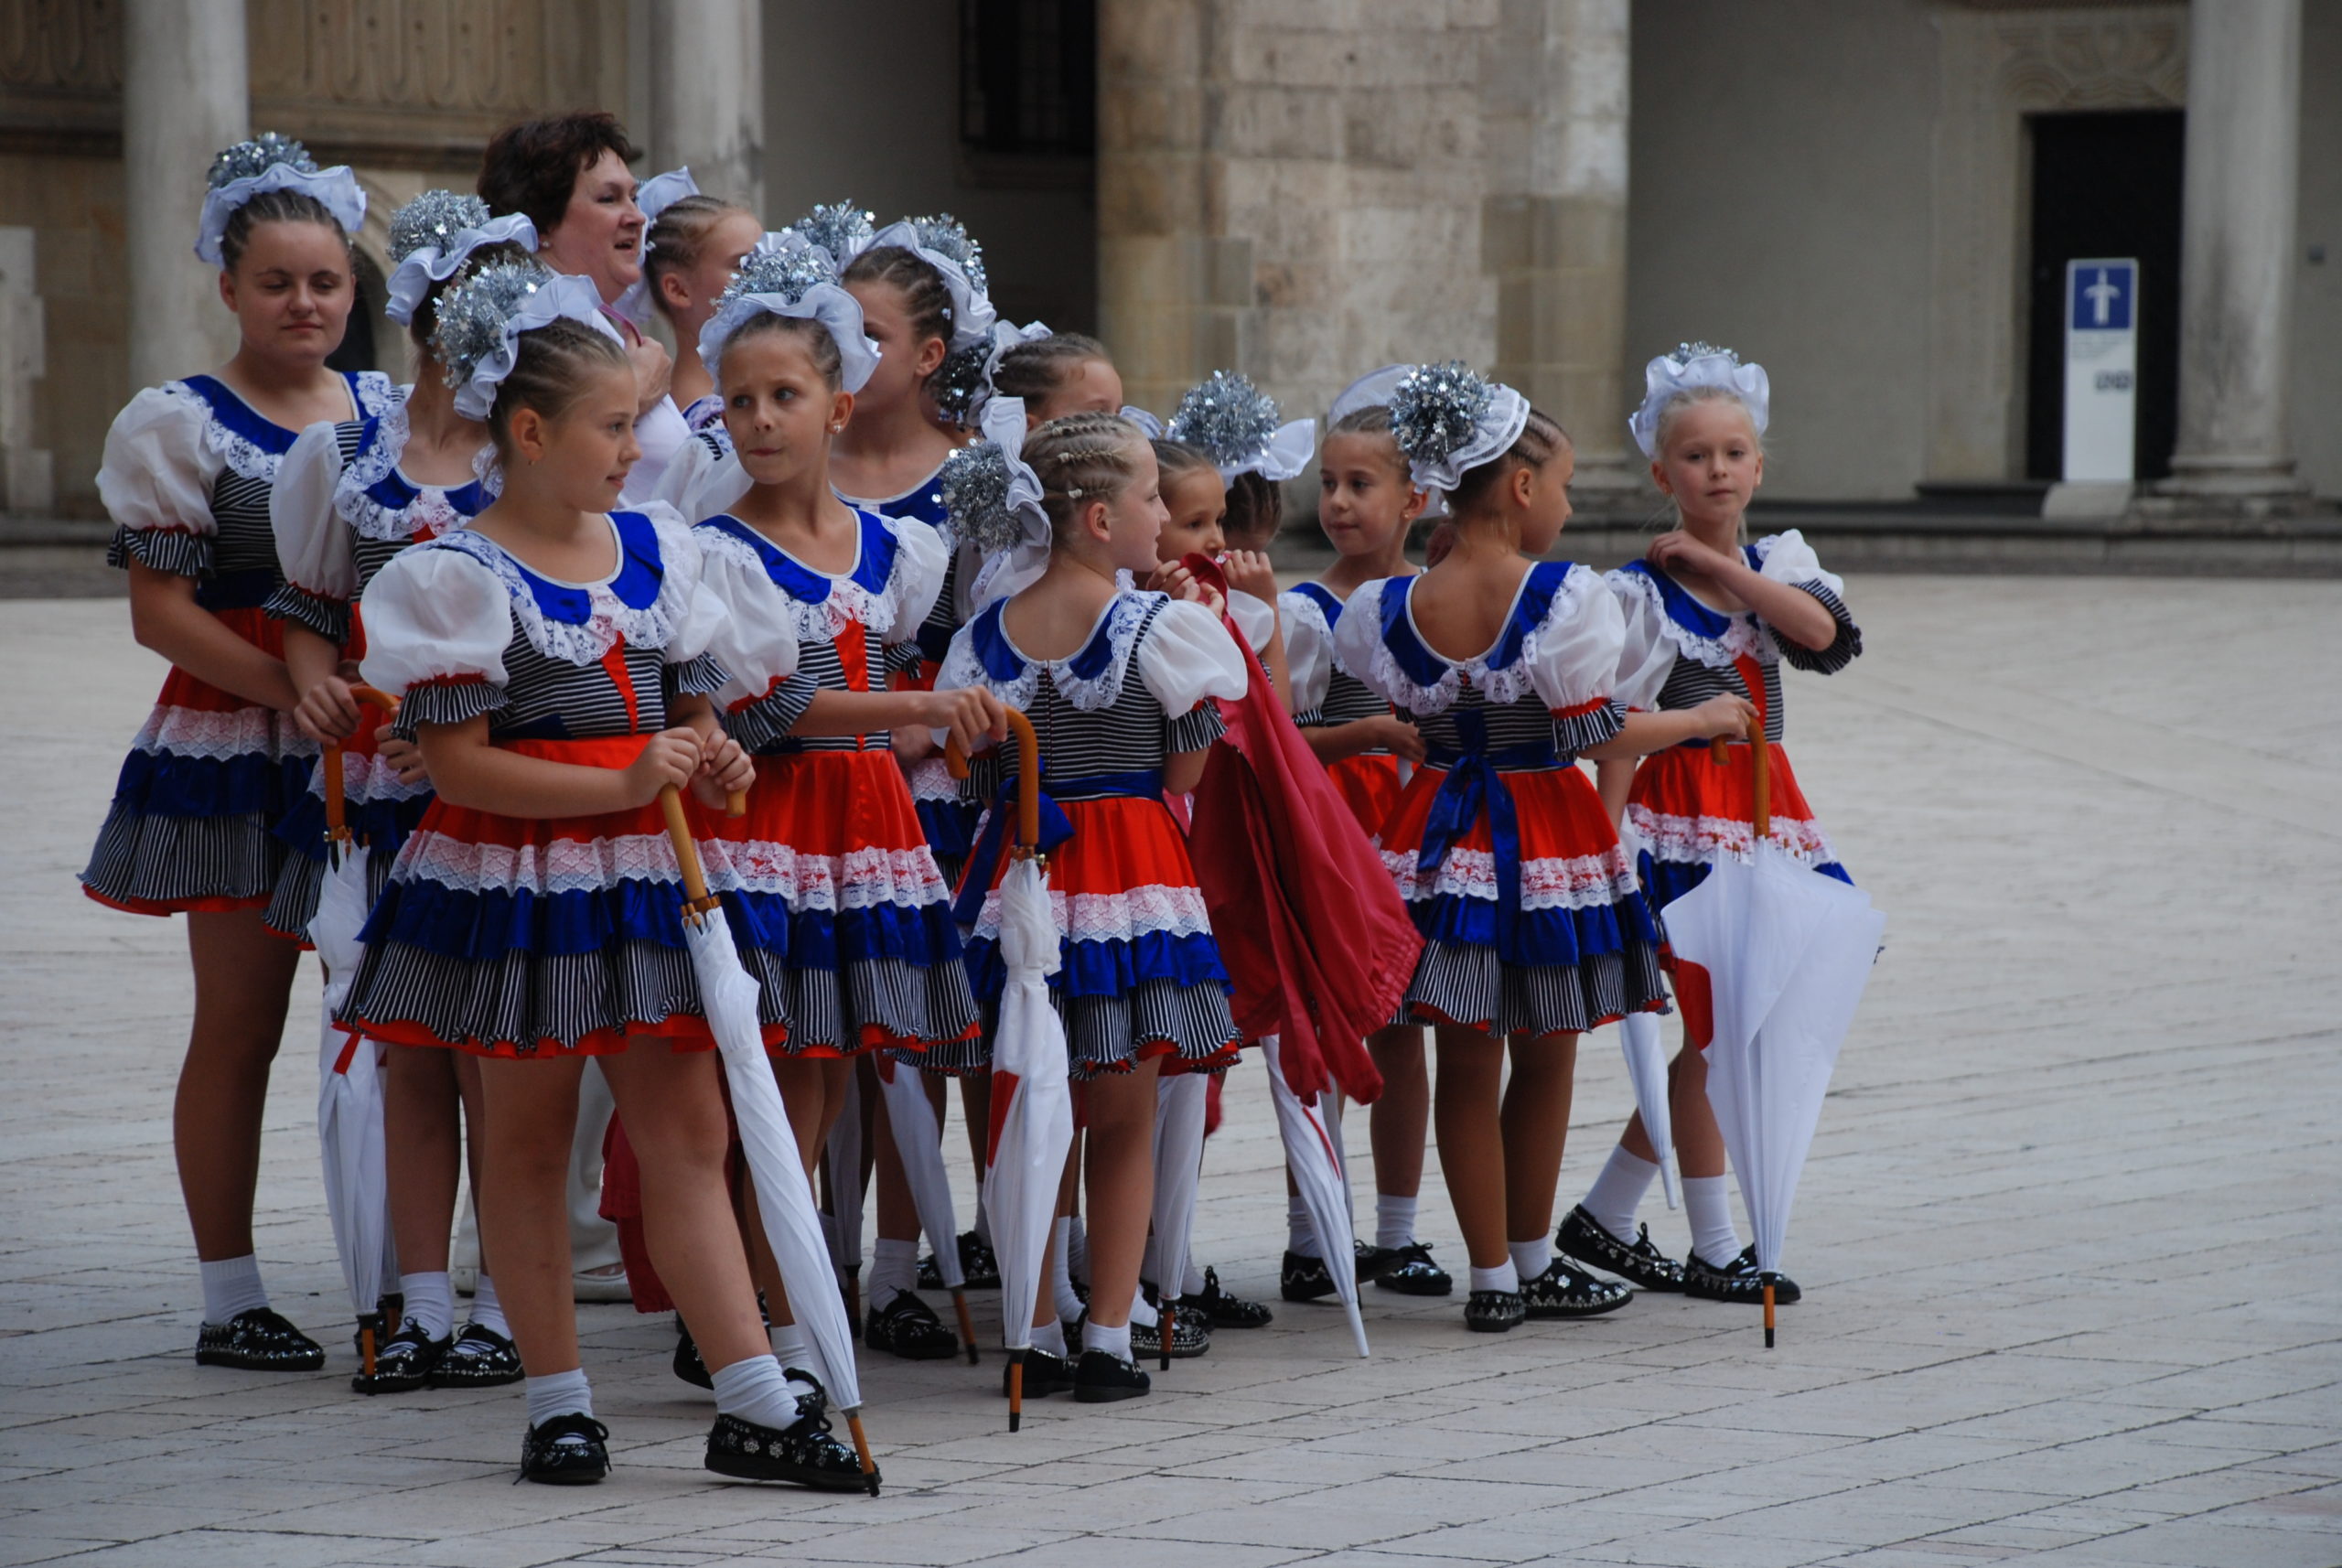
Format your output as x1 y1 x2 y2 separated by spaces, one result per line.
2293 2 2342 501
1 154 125 519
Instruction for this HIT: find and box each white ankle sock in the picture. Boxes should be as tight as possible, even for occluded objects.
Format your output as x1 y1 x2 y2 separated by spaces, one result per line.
1508 1238 1552 1283
1584 1147 1660 1243
199 1254 269 1324
400 1271 455 1340
1083 1318 1131 1361
1684 1176 1741 1267
1375 1195 1418 1251
1467 1262 1519 1294
710 1353 814 1430
1287 1195 1320 1258
1127 1283 1158 1328
869 1238 919 1305
1030 1319 1066 1357
768 1321 810 1369
524 1368 593 1428
1050 1219 1084 1324
467 1274 509 1339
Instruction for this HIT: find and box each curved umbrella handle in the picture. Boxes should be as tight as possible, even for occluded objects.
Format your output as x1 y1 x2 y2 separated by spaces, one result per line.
1705 712 1770 842
323 685 403 843
945 709 1042 852
657 785 719 913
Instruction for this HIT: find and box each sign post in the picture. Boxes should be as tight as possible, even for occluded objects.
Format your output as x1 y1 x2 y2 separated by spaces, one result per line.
2061 258 2137 482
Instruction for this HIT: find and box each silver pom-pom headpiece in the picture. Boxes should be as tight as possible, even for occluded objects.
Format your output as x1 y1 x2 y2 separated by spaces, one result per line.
908 214 987 297
943 397 1049 564
196 132 366 264
1166 371 1316 483
785 200 876 268
383 191 537 328
930 339 993 428
432 258 620 420
1628 341 1770 458
864 214 998 349
1388 360 1531 496
699 239 879 393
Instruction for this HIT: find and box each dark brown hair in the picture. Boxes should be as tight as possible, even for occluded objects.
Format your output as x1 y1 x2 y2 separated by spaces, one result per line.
991 332 1111 403
1222 470 1282 549
643 193 756 325
1446 406 1570 518
220 189 352 275
485 315 633 456
718 312 845 392
478 112 644 238
1150 437 1216 487
840 245 953 373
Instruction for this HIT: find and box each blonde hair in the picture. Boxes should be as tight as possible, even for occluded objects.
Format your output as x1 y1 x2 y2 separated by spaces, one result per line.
1023 411 1149 538
1651 385 1765 458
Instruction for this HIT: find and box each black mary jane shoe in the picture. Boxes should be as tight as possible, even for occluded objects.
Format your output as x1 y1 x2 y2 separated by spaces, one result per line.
919 1230 1003 1291
195 1308 327 1371
672 1318 714 1389
518 1412 610 1486
350 1319 450 1394
1372 1241 1456 1297
704 1378 871 1491
864 1290 962 1360
1464 1289 1526 1334
1520 1259 1633 1319
1280 1250 1339 1303
1556 1206 1685 1292
1072 1348 1152 1403
430 1323 524 1388
1132 1307 1211 1360
1003 1348 1077 1399
1188 1267 1273 1328
1352 1239 1389 1281
1683 1245 1802 1305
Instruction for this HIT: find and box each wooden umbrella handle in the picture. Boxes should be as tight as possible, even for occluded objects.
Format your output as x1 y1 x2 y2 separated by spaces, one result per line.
323 686 404 841
1746 710 1770 841
658 786 715 909
944 709 1042 851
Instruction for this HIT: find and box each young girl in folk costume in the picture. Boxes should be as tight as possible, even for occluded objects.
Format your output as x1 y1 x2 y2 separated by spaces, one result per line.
338 260 865 1490
1556 345 1860 1305
266 191 535 1394
938 411 1251 1402
1333 363 1750 1333
992 328 1124 422
682 245 1001 1364
1276 367 1448 1303
637 176 761 437
84 135 390 1371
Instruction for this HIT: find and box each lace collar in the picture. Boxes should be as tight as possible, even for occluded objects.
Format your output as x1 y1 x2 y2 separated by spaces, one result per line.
835 457 951 530
680 393 725 433
1610 556 1770 670
335 399 494 544
696 508 913 643
944 578 1155 713
173 371 394 483
428 510 692 664
1370 560 1584 714
1286 580 1346 627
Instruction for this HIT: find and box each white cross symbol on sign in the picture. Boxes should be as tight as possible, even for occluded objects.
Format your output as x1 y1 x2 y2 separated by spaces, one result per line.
2084 269 2122 327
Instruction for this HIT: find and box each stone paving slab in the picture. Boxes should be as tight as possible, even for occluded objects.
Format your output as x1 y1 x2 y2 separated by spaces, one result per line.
1 579 2338 1567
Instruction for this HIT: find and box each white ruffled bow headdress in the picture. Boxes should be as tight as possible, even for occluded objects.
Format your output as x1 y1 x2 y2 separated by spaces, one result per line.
433 260 623 421
941 396 1058 605
383 190 538 328
1628 342 1770 458
698 241 880 394
1388 361 1531 496
196 134 367 265
610 166 701 328
778 201 998 351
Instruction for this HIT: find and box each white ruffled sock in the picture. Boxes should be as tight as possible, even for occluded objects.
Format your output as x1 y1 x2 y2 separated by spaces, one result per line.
1508 1238 1552 1283
768 1321 810 1370
868 1238 919 1308
524 1368 592 1428
1467 1262 1519 1294
710 1353 816 1431
467 1273 509 1340
1286 1195 1319 1259
1050 1219 1084 1324
199 1255 269 1325
1127 1282 1158 1328
400 1271 455 1340
1584 1147 1660 1243
1029 1318 1066 1357
1375 1194 1418 1251
1684 1176 1742 1268
1083 1318 1132 1361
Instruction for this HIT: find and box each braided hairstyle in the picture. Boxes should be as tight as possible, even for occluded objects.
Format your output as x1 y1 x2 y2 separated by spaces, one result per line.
643 193 756 327
1445 406 1570 519
841 245 952 379
1150 437 1216 489
992 332 1112 407
220 188 353 275
1023 411 1151 540
1222 471 1283 551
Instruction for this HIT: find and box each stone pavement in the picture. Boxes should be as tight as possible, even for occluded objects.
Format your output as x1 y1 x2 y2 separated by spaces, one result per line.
1 578 2337 1568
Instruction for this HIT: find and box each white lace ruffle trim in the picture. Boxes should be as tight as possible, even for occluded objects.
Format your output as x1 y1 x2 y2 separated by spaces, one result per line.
1380 843 1641 911
169 373 393 485
699 840 951 911
305 746 434 805
336 399 493 544
434 514 699 666
696 516 930 647
1626 805 1836 867
970 881 1213 945
1367 564 1597 715
1615 566 1775 672
939 584 1154 714
397 829 685 896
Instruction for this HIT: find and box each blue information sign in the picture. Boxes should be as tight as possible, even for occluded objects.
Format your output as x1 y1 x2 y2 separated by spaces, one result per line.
2068 261 2135 333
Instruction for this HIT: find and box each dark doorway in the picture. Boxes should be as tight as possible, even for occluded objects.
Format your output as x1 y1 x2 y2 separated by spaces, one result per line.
2025 111 2184 480
327 253 383 376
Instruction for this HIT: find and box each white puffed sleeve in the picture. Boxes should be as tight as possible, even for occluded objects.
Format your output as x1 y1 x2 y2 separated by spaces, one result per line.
1526 564 1628 753
1330 577 1394 706
1226 589 1278 660
621 394 690 507
693 527 803 720
265 421 356 641
881 516 949 644
97 386 223 577
1605 570 1677 714
1751 529 1846 602
357 547 514 727
652 431 748 522
1278 589 1335 718
1135 597 1252 716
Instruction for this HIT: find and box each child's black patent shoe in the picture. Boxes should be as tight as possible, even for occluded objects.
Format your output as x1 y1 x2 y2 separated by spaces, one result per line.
1072 1348 1152 1402
1188 1266 1273 1327
1683 1245 1801 1305
1003 1348 1077 1398
195 1308 327 1371
518 1412 609 1485
1132 1309 1211 1359
1280 1250 1339 1302
671 1318 714 1389
864 1290 962 1359
1520 1259 1634 1319
1464 1289 1526 1333
704 1401 870 1491
430 1323 524 1388
1557 1206 1685 1291
350 1319 449 1394
919 1230 1003 1290
1372 1241 1455 1297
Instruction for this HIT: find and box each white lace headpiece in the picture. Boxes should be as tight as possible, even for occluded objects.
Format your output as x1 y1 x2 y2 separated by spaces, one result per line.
1628 342 1770 458
384 191 538 328
1327 362 1444 516
1388 361 1531 496
196 134 367 264
865 218 999 350
1118 404 1165 440
699 241 879 393
434 262 622 420
943 396 1055 604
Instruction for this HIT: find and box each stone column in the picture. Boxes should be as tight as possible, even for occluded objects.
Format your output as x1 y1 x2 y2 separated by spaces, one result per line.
1096 0 1252 414
124 0 247 391
649 0 765 212
2160 0 2307 511
1484 0 1635 498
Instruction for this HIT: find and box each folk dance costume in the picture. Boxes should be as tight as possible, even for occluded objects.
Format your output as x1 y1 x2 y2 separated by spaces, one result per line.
263 401 491 936
940 584 1252 1078
336 506 740 1057
692 505 983 1064
1335 561 1668 1038
1282 582 1409 836
83 370 395 919
1608 530 1861 908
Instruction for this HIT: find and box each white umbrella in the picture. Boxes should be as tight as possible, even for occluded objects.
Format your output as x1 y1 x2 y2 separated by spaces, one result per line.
1617 1012 1681 1211
822 1069 865 1320
1660 724 1885 1347
873 1055 978 1360
311 698 397 1377
955 713 1073 1430
658 789 880 1492
1145 1071 1209 1370
1263 1036 1370 1357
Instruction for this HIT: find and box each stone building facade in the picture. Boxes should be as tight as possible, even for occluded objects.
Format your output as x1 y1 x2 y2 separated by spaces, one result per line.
5 0 2336 527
